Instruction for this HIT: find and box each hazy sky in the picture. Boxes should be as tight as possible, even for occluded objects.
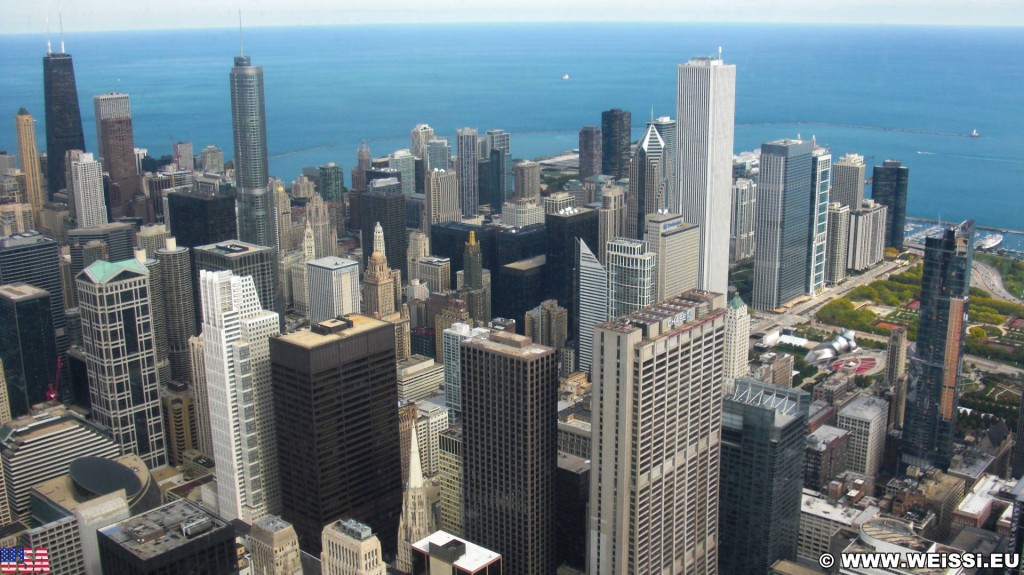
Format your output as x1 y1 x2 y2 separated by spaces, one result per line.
3 0 1023 34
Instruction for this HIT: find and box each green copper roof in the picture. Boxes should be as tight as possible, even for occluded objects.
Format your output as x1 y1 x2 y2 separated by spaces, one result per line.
81 258 148 284
728 294 747 309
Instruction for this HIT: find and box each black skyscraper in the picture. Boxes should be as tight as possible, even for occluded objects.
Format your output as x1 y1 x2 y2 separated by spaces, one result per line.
43 51 86 197
166 189 238 248
601 109 631 179
578 126 602 180
0 283 58 417
270 316 403 556
901 221 974 471
360 178 408 282
871 159 909 250
545 208 599 340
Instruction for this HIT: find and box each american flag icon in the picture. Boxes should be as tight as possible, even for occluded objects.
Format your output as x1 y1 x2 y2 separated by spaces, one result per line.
0 547 50 573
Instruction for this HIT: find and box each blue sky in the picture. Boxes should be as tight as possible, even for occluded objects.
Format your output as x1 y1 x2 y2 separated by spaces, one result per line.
4 0 1023 34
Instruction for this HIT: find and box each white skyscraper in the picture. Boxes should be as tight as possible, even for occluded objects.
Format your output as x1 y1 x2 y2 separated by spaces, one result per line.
426 169 461 232
576 239 609 375
676 56 736 295
645 212 700 301
809 147 831 296
606 237 657 320
441 322 490 420
306 256 360 324
836 396 889 478
832 153 866 210
847 199 888 272
411 124 434 160
626 124 665 240
70 152 107 229
730 177 757 262
826 202 851 285
723 293 751 391
590 292 726 574
200 270 281 522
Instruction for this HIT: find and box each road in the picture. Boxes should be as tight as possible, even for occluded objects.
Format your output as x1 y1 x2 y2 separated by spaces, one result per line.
972 260 1023 304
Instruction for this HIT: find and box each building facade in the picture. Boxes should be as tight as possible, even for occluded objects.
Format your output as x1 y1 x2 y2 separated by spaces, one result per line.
870 159 909 250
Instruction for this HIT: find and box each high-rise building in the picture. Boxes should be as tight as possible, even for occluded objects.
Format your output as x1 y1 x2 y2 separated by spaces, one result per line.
730 177 757 262
77 259 166 469
837 396 889 477
650 116 677 207
887 327 909 432
826 202 850 285
578 126 602 180
165 188 237 248
94 93 138 217
723 293 751 385
410 531 503 575
425 169 461 233
0 283 57 417
753 139 813 311
457 231 488 324
871 159 909 251
249 515 304 575
188 335 213 457
575 239 608 375
318 161 345 203
438 427 463 536
596 184 625 264
1012 394 1024 480
411 124 434 161
600 109 631 179
43 48 86 196
605 237 656 319
414 400 449 477
513 160 540 201
15 109 45 228
719 378 809 575
833 153 865 210
441 323 489 420
545 207 598 340
160 383 196 467
136 248 171 387
847 199 888 272
397 426 432 573
676 56 736 294
808 147 831 296
901 221 974 471
320 519 387 575
307 256 360 324
70 152 107 229
200 145 225 175
193 240 277 328
484 129 511 157
0 231 67 368
92 92 129 162
390 149 417 197
462 331 557 575
172 141 194 172
456 129 479 217
361 178 408 281
589 291 726 575
199 269 281 522
626 124 665 239
524 299 568 350
645 213 699 301
231 54 277 250
270 317 403 555
68 222 134 279
425 138 451 173
362 226 411 361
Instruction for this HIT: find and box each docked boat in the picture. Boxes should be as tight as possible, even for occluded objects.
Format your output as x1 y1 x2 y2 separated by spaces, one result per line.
975 234 1004 250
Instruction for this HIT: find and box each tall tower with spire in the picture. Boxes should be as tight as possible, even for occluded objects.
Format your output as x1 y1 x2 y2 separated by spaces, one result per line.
231 46 277 251
626 124 665 239
362 223 411 362
15 109 45 229
43 25 86 197
396 426 432 573
457 231 489 324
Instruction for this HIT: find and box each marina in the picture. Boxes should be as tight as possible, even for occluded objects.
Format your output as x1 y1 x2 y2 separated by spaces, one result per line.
905 218 1024 259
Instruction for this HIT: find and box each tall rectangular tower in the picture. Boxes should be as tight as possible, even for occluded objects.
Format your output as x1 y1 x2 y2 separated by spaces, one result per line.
231 54 277 250
306 256 360 324
462 331 558 575
626 124 665 239
77 259 167 469
752 139 813 311
600 109 631 179
832 153 866 210
826 202 850 285
456 128 479 218
871 159 909 251
676 56 735 295
92 92 130 162
14 109 44 229
645 213 699 301
589 291 726 574
605 237 656 319
70 152 107 229
0 283 57 417
360 178 409 282
901 221 974 471
578 126 602 180
43 50 86 196
0 232 67 368
808 147 831 295
94 93 138 217
575 239 608 375
199 269 281 523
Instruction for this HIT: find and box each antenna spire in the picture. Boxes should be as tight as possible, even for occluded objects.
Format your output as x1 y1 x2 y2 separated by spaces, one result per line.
239 10 244 57
718 46 722 60
59 12 65 53
46 17 51 54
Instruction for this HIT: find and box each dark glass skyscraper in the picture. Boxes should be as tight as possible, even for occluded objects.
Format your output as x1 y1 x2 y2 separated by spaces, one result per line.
719 378 809 575
166 188 238 248
545 208 598 340
360 178 408 282
43 51 86 196
0 283 58 417
901 220 974 471
231 55 277 250
601 108 631 179
871 159 909 250
578 126 602 180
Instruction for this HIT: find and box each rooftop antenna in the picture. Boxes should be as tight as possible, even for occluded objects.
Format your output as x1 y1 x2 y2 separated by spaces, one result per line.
45 16 51 54
239 10 244 57
59 12 65 53
650 106 654 123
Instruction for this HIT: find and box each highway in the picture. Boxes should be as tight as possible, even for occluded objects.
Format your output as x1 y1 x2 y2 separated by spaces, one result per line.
972 260 1022 304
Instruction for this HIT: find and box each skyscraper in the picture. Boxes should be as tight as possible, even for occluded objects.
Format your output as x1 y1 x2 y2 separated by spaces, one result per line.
723 293 751 385
320 519 387 575
575 239 608 376
231 54 277 250
826 202 850 285
462 331 557 575
545 207 599 340
389 149 416 197
441 323 489 421
270 317 403 555
14 109 44 229
411 124 434 161
94 93 138 217
753 139 813 311
426 138 451 173
832 153 866 210
77 259 167 469
605 237 656 319
457 231 488 324
173 141 194 172
425 169 461 233
70 152 107 229
901 221 974 471
200 269 281 522
730 177 757 262
306 192 338 258
600 109 631 179
318 162 345 203
808 147 831 296
524 299 568 350
578 126 602 180
456 128 479 217
0 283 57 417
249 515 304 575
626 124 665 239
871 159 909 251
307 256 360 324
165 188 238 248
887 327 909 431
847 199 888 272
43 47 86 196
194 240 278 328
645 213 699 301
589 291 726 574
92 92 130 162
0 231 67 369
676 56 736 295
361 178 408 282
719 378 809 575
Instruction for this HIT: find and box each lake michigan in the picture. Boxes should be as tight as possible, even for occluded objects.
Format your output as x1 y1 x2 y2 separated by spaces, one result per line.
0 23 1021 230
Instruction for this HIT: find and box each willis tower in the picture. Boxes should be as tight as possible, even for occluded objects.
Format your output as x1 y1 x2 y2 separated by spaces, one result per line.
43 33 86 197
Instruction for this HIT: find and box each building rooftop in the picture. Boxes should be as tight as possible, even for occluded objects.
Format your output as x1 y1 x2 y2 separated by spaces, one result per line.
31 454 154 516
503 254 546 271
0 404 108 449
801 489 879 526
307 256 359 270
330 518 375 541
0 282 49 302
397 355 442 377
462 331 553 359
837 395 888 422
276 314 390 349
98 499 231 561
412 530 501 571
807 425 849 451
557 452 590 474
194 241 271 257
956 474 1015 517
601 290 724 337
253 515 294 534
419 256 451 265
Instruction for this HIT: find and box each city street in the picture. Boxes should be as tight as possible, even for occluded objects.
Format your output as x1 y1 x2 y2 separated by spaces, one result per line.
972 260 1023 304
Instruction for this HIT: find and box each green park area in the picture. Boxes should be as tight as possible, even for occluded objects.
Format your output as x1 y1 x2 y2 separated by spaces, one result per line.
976 253 1024 300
